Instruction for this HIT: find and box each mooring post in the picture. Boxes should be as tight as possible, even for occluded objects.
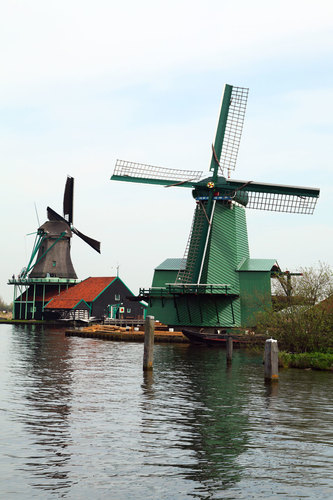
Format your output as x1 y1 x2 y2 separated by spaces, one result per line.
143 315 155 371
264 338 279 382
226 335 233 365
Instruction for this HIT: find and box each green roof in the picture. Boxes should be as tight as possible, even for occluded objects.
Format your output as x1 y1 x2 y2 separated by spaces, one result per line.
155 258 186 271
236 258 280 272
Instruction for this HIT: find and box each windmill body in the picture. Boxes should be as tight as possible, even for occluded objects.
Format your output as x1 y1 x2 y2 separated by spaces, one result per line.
111 84 320 329
8 176 100 320
29 220 77 279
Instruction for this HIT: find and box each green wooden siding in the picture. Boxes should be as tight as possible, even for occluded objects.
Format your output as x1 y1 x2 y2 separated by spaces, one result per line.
152 269 179 287
148 295 240 328
239 271 272 326
201 204 249 290
199 203 249 326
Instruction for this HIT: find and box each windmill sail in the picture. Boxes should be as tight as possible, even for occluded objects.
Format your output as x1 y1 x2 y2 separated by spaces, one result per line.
210 85 249 177
112 159 202 187
47 181 101 253
63 175 74 224
47 206 66 222
216 179 320 214
72 227 101 253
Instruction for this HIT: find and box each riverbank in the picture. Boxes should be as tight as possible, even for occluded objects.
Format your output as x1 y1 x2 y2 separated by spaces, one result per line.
0 318 57 325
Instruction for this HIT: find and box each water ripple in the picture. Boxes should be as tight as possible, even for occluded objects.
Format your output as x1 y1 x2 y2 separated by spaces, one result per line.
0 324 332 499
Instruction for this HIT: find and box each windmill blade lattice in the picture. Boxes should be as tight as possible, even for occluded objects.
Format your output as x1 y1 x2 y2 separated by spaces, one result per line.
112 159 202 187
213 85 249 177
244 190 318 214
176 201 209 284
221 180 320 214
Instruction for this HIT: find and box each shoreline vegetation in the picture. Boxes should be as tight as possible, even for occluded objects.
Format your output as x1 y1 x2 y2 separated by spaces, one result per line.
256 262 333 373
278 351 333 371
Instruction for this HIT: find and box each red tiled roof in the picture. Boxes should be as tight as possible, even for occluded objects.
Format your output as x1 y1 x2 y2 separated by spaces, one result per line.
18 288 66 302
45 277 116 309
47 298 87 309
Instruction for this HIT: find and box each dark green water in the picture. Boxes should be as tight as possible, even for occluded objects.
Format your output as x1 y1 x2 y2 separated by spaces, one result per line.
0 324 332 499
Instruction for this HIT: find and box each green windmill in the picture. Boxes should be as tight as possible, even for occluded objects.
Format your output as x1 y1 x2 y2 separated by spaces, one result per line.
111 85 320 329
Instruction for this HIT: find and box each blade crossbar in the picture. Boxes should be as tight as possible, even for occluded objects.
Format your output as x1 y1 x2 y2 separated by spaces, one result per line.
113 159 202 183
226 179 319 197
220 86 249 176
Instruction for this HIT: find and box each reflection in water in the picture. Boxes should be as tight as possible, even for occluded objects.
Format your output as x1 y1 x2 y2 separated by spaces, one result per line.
0 324 332 499
180 349 248 491
264 379 279 399
7 325 73 494
139 346 250 496
142 370 155 399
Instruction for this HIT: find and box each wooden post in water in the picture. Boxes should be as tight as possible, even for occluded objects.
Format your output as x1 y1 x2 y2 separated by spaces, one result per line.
143 315 155 371
226 335 233 365
264 338 279 382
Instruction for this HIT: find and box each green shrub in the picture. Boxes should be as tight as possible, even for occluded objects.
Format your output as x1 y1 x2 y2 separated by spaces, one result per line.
256 262 333 353
279 351 333 371
257 304 333 352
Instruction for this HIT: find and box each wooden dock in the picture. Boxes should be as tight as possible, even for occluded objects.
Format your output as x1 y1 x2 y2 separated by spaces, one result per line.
65 324 189 343
65 324 268 345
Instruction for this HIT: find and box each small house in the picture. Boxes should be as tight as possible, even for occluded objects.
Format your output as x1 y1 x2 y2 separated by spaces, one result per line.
44 276 147 321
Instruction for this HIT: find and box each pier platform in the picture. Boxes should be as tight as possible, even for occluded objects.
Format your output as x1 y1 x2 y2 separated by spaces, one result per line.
65 324 189 343
65 324 267 345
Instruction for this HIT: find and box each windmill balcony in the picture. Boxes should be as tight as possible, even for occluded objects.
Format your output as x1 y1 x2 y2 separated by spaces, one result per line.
139 283 238 299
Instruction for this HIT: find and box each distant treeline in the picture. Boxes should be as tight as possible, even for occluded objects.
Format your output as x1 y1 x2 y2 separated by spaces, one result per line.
0 296 12 312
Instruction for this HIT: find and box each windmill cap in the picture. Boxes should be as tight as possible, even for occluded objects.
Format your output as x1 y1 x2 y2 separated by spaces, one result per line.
38 220 72 237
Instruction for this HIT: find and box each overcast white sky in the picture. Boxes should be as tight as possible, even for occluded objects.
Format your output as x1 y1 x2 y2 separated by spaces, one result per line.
1 0 332 302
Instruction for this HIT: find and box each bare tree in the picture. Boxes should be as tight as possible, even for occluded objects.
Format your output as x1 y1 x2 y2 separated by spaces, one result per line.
272 262 333 305
258 262 333 352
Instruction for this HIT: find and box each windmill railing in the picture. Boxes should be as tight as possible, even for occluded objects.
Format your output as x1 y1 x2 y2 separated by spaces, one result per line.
8 277 80 285
139 284 237 297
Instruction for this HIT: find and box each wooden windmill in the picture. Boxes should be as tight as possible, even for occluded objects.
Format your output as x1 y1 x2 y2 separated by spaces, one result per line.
111 85 320 329
9 176 100 320
30 175 100 278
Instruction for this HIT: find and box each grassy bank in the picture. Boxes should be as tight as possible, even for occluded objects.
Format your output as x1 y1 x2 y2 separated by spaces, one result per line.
279 351 333 371
0 318 53 324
